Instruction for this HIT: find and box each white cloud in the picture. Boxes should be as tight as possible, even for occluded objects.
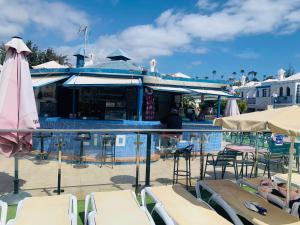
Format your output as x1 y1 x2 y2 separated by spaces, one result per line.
235 49 260 59
191 60 202 66
0 0 89 41
59 0 300 63
196 0 218 11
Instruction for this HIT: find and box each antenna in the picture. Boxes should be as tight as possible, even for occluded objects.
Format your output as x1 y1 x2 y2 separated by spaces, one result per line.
78 25 88 55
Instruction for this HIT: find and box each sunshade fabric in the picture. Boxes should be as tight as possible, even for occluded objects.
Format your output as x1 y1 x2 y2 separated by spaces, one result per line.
190 89 233 97
0 37 39 157
32 76 68 88
32 60 67 69
147 85 191 93
214 106 300 136
64 75 141 86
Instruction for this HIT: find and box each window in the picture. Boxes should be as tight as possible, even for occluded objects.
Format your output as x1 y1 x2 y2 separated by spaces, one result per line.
262 89 268 97
241 91 244 98
279 87 283 96
286 87 291 96
256 89 259 97
297 85 300 96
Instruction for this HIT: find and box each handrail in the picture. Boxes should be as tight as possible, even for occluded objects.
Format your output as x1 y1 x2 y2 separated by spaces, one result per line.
0 128 270 133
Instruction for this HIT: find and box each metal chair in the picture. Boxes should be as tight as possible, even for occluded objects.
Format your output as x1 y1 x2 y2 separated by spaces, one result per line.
204 150 238 180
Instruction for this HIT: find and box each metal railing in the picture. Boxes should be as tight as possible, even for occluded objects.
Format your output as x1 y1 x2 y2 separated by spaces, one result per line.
246 98 256 105
272 96 292 104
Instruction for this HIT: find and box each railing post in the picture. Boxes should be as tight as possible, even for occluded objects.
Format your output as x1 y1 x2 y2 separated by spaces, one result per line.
145 133 151 186
134 133 142 193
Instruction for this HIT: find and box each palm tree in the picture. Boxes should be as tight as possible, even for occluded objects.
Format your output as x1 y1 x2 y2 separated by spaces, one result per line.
221 75 224 80
212 70 216 79
248 71 258 81
204 76 209 80
240 69 245 76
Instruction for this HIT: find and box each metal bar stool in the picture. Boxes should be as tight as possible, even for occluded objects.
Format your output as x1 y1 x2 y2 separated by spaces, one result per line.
172 144 193 189
74 132 91 164
101 134 116 168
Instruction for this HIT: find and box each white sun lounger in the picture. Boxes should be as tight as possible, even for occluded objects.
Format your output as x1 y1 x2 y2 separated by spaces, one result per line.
141 184 232 225
273 173 300 188
84 190 155 225
237 177 287 208
6 194 77 225
197 180 300 225
0 200 7 225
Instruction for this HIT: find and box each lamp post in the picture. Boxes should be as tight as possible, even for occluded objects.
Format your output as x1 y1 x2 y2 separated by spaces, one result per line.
272 93 278 109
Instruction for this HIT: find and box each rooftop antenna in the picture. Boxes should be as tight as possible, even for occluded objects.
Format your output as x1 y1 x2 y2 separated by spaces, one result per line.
78 25 89 55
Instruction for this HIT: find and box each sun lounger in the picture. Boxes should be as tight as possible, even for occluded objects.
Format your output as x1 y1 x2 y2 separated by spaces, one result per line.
141 184 232 225
197 180 300 225
6 194 77 225
84 190 155 225
0 200 7 225
273 173 300 188
238 177 286 208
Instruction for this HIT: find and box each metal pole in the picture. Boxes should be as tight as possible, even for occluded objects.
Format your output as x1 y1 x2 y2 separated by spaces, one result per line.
217 96 221 118
134 133 142 193
13 156 19 194
199 134 206 180
254 132 259 177
286 136 295 209
54 137 64 195
145 134 151 186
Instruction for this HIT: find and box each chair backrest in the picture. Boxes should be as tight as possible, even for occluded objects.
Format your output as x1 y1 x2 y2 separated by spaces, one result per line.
267 138 293 155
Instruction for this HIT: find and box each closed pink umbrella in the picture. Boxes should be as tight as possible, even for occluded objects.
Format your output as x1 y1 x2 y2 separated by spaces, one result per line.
0 37 39 204
0 37 39 157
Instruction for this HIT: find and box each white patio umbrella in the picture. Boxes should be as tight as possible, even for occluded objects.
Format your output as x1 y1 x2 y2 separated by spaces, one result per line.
0 37 39 204
215 106 300 207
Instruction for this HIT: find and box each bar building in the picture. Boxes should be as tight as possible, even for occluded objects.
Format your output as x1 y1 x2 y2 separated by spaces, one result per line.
31 49 233 162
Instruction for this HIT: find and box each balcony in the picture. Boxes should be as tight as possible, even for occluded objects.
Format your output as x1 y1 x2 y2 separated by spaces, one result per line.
272 96 292 104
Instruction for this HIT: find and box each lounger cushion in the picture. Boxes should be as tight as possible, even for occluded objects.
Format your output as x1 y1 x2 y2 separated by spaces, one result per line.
93 190 152 225
274 173 300 188
204 180 300 225
14 194 71 225
150 185 232 225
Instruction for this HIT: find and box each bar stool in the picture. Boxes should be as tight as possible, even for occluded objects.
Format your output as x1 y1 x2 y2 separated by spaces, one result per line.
35 132 53 160
172 144 193 189
74 132 91 165
101 134 116 168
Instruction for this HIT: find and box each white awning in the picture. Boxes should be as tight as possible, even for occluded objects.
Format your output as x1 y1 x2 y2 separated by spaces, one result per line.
32 76 68 88
63 75 141 86
147 85 191 93
190 89 234 97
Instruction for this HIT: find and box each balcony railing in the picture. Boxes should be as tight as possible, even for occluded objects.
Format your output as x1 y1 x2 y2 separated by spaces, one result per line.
246 98 256 104
272 96 292 104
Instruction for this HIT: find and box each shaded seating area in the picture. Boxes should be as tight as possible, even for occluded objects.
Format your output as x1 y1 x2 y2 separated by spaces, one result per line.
196 179 300 225
141 184 232 225
6 195 77 225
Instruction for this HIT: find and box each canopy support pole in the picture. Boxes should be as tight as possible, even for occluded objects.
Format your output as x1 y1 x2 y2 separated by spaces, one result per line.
137 86 143 121
287 136 295 209
217 96 221 118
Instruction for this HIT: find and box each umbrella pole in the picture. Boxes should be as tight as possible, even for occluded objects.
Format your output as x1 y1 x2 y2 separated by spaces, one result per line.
13 156 19 194
254 132 259 177
286 136 295 210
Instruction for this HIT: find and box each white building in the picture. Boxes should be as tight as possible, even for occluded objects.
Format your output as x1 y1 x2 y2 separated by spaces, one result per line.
237 69 300 111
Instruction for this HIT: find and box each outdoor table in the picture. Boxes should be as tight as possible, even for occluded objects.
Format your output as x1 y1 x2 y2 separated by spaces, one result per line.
34 132 53 159
225 145 268 178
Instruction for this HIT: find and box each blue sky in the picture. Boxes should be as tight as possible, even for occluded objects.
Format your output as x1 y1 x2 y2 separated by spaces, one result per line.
2 0 300 80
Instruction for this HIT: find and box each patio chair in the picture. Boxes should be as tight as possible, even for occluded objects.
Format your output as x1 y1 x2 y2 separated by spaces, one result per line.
6 194 77 225
141 184 232 225
84 190 155 225
204 150 238 179
196 179 300 225
0 200 7 225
